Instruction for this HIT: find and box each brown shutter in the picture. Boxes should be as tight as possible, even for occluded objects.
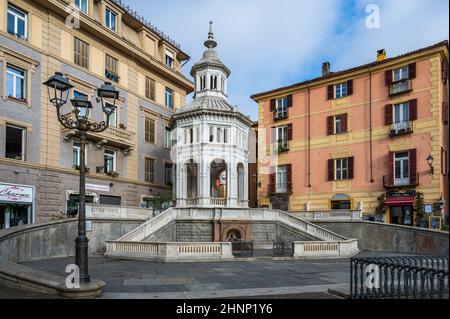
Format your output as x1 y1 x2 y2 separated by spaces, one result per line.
287 124 293 141
348 157 354 179
410 149 417 185
286 164 292 192
443 101 449 125
286 95 293 108
347 80 353 95
328 159 335 181
268 173 276 194
327 85 334 100
409 99 418 121
270 99 276 112
385 70 393 86
409 63 416 79
385 104 393 125
388 152 394 186
270 126 277 144
327 116 334 135
342 114 348 133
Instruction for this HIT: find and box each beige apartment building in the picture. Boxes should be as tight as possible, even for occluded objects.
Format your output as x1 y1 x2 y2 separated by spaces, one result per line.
0 0 194 228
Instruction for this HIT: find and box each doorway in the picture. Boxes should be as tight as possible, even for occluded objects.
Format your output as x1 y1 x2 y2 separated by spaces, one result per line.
390 206 413 226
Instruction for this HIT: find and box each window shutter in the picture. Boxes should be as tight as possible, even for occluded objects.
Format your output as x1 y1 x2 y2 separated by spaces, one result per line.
385 70 393 86
409 63 416 79
327 159 334 181
409 99 418 121
270 126 276 144
385 104 393 125
443 101 449 125
286 95 293 108
347 80 353 95
270 99 276 112
268 173 276 194
327 85 334 100
287 124 293 141
327 116 334 135
348 157 354 179
388 152 394 186
286 164 292 192
410 149 417 185
342 114 348 133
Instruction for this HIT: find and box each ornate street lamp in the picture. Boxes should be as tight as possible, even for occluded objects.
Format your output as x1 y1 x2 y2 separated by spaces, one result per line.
44 72 119 283
426 155 434 175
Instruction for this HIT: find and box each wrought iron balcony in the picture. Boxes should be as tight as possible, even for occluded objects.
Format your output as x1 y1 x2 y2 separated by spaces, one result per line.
383 174 420 189
389 121 413 137
268 183 293 195
273 112 289 121
389 79 412 97
277 140 290 153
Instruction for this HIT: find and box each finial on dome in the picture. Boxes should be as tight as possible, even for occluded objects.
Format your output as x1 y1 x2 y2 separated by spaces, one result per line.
204 21 217 49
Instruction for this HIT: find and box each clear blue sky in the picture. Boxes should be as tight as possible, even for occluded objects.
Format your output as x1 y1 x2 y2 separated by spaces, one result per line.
127 0 449 120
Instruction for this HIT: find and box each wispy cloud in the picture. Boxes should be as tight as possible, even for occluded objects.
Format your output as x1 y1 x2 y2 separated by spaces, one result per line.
128 0 449 120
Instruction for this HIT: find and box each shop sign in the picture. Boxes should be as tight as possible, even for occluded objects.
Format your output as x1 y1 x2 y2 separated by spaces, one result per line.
0 184 33 203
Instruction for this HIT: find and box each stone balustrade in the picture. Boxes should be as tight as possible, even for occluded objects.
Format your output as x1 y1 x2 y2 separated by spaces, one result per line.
293 239 359 258
86 204 150 220
105 241 234 262
290 210 362 222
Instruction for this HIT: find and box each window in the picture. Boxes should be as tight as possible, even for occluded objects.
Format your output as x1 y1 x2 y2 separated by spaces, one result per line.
104 149 116 173
105 8 117 32
277 126 288 150
72 142 87 168
105 55 119 82
185 127 194 144
74 0 88 14
331 200 351 210
276 97 288 119
144 117 155 144
74 37 89 68
209 126 214 142
5 125 25 161
393 66 409 82
165 163 173 186
145 158 155 183
165 87 174 109
335 158 348 180
335 116 342 134
441 148 448 176
335 82 348 99
200 76 206 90
393 102 410 131
145 77 155 101
165 50 174 68
7 4 27 40
106 102 117 127
210 75 217 90
276 166 287 193
73 91 89 118
394 152 410 186
6 65 26 101
165 127 172 148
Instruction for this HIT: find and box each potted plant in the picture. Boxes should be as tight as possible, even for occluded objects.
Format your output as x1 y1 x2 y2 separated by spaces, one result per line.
375 193 387 222
147 191 173 217
73 165 90 173
414 192 427 228
105 171 120 178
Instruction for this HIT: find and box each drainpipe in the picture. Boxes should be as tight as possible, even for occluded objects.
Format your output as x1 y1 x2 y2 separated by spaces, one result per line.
307 85 312 188
368 67 374 183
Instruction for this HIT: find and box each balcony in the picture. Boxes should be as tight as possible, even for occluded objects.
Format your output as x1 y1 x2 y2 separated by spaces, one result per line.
383 174 419 189
63 125 136 152
273 112 289 121
389 79 412 97
389 121 413 137
277 140 290 153
268 183 293 195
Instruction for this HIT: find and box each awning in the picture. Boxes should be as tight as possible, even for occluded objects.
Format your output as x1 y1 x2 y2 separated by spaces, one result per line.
385 197 415 207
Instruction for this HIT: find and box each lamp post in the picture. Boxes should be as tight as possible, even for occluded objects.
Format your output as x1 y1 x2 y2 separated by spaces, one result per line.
44 72 119 283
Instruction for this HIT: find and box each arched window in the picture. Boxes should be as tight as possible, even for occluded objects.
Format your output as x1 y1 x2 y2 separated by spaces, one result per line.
217 127 222 143
211 75 217 90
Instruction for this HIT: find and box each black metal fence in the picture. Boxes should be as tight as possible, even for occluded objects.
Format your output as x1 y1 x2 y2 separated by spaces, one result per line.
350 256 449 299
273 241 293 257
231 240 254 257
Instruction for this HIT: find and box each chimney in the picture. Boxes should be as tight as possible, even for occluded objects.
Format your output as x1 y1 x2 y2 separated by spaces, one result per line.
322 62 331 76
377 49 387 62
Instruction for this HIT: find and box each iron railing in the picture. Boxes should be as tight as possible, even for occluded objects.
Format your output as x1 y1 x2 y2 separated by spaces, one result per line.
389 121 414 137
389 79 412 96
383 173 420 189
231 240 254 257
350 256 449 299
273 241 293 257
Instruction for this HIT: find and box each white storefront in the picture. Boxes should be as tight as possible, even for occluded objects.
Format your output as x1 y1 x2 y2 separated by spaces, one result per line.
0 182 35 229
170 23 252 208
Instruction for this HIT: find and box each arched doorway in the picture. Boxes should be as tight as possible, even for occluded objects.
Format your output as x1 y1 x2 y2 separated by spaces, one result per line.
185 160 198 200
237 163 245 203
226 229 242 241
210 159 227 204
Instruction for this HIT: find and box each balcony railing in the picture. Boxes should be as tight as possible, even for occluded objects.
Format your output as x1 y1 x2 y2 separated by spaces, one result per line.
268 183 293 195
210 198 226 206
63 125 135 150
277 140 290 153
274 111 289 121
383 174 420 189
389 121 413 137
389 79 412 97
